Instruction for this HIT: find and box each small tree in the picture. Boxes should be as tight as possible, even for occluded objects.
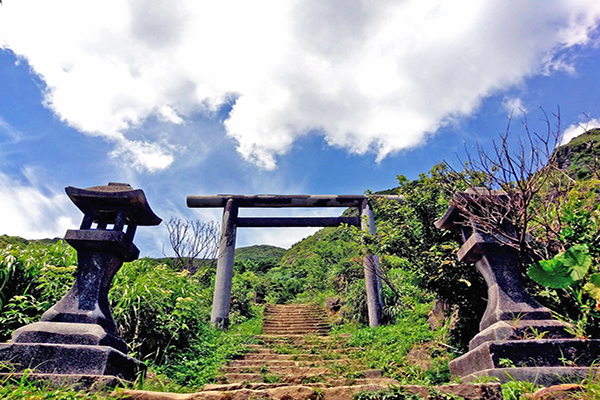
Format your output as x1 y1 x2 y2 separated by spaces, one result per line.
164 217 220 275
445 109 571 262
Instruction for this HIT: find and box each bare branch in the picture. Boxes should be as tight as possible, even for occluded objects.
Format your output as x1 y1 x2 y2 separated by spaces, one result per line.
164 217 220 275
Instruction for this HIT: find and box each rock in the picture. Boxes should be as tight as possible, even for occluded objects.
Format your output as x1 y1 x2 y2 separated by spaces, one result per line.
322 384 387 400
265 385 319 399
435 384 503 400
427 299 451 330
406 344 433 371
325 298 342 315
362 370 382 379
529 384 584 399
115 389 194 399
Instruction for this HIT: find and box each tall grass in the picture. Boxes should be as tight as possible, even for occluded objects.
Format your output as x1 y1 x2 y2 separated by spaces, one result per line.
0 240 259 389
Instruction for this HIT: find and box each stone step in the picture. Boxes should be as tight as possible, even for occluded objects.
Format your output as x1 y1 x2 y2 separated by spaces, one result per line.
264 312 326 317
204 378 400 391
262 332 330 336
120 383 503 400
257 338 346 346
262 323 329 327
262 327 330 331
242 353 324 361
227 360 297 368
263 318 329 325
262 328 330 333
262 325 329 330
225 359 351 370
263 318 329 323
259 334 351 340
262 326 329 330
257 334 342 341
224 366 332 376
263 318 325 322
224 373 262 383
245 346 275 353
264 313 325 317
265 304 322 309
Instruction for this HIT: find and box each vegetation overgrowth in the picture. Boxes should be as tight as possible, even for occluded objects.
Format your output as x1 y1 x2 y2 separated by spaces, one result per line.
2 127 600 399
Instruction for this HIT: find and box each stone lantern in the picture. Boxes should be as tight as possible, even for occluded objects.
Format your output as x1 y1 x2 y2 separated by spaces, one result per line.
436 188 600 385
0 182 161 385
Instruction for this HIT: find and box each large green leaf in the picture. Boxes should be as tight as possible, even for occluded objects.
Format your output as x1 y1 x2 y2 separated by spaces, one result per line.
584 273 600 301
557 244 591 281
527 258 574 289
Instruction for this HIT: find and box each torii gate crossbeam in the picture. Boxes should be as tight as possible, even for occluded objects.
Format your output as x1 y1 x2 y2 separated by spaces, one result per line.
186 194 402 329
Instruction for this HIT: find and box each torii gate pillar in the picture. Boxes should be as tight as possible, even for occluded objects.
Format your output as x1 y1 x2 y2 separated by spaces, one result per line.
361 199 382 327
211 199 238 329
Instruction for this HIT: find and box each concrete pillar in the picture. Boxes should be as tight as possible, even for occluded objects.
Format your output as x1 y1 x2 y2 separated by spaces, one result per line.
211 199 238 329
361 200 382 327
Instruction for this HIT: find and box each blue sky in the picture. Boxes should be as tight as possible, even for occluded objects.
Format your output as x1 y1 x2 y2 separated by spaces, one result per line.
1 1 600 257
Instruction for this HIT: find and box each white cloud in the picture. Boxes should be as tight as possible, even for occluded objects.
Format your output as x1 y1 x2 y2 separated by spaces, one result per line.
502 97 528 115
110 138 174 172
0 168 78 239
561 118 600 145
1 0 600 170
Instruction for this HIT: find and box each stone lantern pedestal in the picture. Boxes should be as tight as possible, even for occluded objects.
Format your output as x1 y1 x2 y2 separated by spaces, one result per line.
0 182 161 386
436 188 600 385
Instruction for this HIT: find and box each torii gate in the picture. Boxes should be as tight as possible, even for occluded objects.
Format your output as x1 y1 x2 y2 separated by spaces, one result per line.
186 194 402 329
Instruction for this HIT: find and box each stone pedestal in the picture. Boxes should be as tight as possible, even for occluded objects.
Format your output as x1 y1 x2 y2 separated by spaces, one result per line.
436 188 600 384
0 183 160 385
0 342 142 381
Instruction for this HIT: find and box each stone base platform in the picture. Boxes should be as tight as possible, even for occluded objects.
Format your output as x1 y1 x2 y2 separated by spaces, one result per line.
450 338 600 384
460 366 600 385
0 372 129 390
0 342 145 382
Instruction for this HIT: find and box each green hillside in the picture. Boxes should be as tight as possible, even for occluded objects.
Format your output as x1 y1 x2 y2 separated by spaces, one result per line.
0 234 61 247
556 127 600 180
234 244 285 262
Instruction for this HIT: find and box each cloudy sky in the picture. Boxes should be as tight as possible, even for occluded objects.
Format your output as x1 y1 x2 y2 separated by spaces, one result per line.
1 0 600 256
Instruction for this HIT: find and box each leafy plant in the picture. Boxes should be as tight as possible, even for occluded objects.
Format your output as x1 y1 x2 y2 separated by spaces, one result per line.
527 244 591 289
498 358 515 368
502 377 541 400
353 386 421 400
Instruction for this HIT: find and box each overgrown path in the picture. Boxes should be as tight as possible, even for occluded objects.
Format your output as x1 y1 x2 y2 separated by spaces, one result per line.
118 304 499 400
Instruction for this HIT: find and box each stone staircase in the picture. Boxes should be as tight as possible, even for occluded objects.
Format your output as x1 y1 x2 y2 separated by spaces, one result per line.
261 304 331 335
218 335 365 385
217 304 361 385
118 303 503 400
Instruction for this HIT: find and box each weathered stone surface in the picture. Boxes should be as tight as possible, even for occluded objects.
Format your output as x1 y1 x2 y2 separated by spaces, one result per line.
450 338 600 379
472 250 554 332
0 342 144 381
0 372 126 390
406 344 434 371
116 383 503 400
468 320 571 351
433 383 503 400
115 390 194 399
427 299 453 330
529 384 584 399
462 367 600 386
66 182 161 227
12 321 127 353
362 369 382 379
